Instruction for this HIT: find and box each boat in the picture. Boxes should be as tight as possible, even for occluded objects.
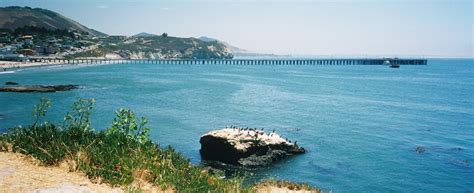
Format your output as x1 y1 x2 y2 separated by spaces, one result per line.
384 60 400 68
389 63 400 68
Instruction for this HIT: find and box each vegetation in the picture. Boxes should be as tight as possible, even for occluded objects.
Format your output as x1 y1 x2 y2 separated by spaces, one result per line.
0 6 106 37
11 26 76 38
67 35 233 59
0 98 246 192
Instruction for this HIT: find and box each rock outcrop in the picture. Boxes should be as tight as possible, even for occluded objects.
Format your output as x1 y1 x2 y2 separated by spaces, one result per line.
200 128 305 167
0 85 79 93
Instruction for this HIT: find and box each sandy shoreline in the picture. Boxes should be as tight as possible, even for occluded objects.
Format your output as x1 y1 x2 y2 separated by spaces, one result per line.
0 60 127 72
0 61 72 71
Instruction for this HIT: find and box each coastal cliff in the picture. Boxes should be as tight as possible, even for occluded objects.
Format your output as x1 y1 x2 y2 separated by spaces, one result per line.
69 35 233 60
200 128 305 167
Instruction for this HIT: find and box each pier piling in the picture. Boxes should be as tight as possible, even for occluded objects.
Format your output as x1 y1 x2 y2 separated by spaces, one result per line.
31 58 427 66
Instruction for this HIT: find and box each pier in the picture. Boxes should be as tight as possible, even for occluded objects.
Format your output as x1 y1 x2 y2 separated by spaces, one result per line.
29 58 427 66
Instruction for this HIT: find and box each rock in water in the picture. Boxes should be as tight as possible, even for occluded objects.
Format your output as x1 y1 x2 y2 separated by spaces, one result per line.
0 85 79 93
415 146 426 154
5 81 18 85
200 128 305 167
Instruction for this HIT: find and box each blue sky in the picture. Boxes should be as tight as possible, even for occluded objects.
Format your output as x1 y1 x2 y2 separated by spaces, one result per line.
1 0 472 57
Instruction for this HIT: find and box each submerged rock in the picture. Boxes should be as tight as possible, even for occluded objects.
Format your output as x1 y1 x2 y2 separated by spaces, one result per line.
415 146 426 154
200 128 305 167
0 85 79 93
451 147 464 151
5 81 18 85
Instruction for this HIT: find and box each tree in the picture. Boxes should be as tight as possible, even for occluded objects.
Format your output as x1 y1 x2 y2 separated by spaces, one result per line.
161 33 168 37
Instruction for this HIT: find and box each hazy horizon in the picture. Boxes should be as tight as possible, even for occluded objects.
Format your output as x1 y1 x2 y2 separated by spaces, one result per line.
1 0 472 58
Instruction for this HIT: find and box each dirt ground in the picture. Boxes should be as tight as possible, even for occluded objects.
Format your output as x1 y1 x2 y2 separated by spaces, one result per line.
0 152 123 193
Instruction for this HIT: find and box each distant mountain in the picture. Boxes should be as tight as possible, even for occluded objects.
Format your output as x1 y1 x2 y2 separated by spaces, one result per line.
198 36 286 58
199 36 250 55
132 32 159 38
0 6 106 37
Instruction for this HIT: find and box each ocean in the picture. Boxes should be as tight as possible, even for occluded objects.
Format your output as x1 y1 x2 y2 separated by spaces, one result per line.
0 59 473 192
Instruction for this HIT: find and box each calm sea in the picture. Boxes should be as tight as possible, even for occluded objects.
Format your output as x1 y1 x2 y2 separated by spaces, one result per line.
0 59 473 192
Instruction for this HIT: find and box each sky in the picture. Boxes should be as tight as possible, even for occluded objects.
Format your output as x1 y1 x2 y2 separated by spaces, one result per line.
1 0 473 57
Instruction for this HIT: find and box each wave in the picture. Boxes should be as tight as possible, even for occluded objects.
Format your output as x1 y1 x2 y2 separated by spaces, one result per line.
0 71 16 74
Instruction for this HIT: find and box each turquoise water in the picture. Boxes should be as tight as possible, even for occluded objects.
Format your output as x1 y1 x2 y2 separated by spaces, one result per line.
0 59 473 192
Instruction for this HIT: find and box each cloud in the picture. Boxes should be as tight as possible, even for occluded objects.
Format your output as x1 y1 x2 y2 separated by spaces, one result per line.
162 7 169 11
98 5 109 9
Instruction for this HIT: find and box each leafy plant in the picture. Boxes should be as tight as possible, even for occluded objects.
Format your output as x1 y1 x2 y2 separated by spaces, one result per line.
64 98 95 132
32 97 51 128
107 108 150 145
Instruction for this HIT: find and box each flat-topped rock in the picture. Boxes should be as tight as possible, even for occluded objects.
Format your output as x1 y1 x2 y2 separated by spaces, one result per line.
200 127 305 167
0 85 79 93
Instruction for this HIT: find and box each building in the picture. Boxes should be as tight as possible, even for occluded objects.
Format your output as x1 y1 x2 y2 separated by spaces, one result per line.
35 46 45 54
22 35 34 45
19 49 35 56
44 46 58 54
0 54 27 61
35 45 58 55
0 46 15 55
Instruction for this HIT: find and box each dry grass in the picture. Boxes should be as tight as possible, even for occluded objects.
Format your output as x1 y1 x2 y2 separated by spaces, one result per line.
252 180 321 193
0 152 122 193
130 168 172 193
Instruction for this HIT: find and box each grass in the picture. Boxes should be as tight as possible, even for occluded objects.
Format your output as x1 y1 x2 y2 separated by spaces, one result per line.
0 98 319 192
250 179 320 192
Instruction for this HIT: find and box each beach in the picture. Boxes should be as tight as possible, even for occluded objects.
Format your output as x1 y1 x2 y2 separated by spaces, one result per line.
0 60 67 71
0 59 126 71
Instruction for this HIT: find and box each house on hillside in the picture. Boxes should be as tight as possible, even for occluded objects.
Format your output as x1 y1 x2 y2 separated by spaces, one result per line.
0 54 28 61
22 35 34 46
19 49 35 56
0 46 15 55
35 45 58 55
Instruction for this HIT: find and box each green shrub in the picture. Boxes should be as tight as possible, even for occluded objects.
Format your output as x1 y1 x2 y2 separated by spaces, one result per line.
32 97 51 128
6 122 65 165
64 98 95 132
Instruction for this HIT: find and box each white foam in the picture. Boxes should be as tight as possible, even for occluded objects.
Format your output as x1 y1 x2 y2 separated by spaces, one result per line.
0 71 15 74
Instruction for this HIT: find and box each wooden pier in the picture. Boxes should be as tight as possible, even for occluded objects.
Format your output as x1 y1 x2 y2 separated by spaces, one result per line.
29 58 427 66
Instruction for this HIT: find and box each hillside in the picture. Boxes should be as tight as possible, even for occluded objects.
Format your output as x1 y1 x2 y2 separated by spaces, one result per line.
70 35 233 59
0 7 233 59
0 6 106 37
131 32 159 38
